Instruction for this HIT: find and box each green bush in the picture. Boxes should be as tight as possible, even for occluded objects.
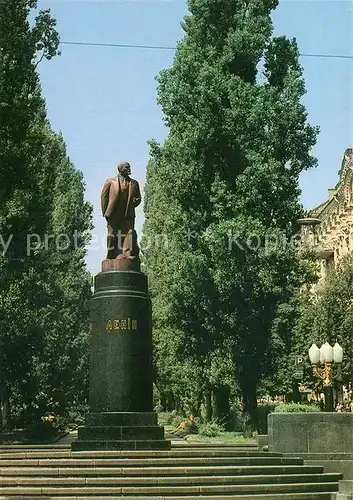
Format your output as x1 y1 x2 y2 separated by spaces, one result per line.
198 421 223 437
155 412 170 425
171 414 186 427
65 404 89 425
157 412 185 427
231 405 246 432
273 403 320 413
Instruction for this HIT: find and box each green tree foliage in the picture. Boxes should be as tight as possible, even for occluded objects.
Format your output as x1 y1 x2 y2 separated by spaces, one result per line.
262 287 316 400
143 0 318 428
264 255 353 401
303 256 353 385
28 132 93 421
0 0 92 428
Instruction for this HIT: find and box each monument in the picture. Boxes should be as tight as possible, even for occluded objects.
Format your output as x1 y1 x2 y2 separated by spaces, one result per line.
72 162 170 451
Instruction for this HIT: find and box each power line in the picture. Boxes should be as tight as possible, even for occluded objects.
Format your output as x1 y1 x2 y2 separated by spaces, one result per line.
302 53 353 59
61 41 175 50
60 40 353 59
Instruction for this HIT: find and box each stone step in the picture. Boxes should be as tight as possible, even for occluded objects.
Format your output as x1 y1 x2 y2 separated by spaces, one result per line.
0 444 259 451
0 472 341 486
0 444 340 498
0 481 340 496
0 443 259 452
171 442 258 448
0 494 336 500
0 449 283 459
0 456 305 467
180 445 260 449
285 453 353 461
72 439 171 451
0 444 70 449
0 465 325 476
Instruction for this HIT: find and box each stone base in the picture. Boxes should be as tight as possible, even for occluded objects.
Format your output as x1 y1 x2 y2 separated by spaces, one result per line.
268 413 353 454
102 257 140 272
71 412 171 451
89 271 153 413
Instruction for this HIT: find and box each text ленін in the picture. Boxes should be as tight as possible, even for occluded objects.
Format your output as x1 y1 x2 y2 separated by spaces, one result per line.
105 319 137 331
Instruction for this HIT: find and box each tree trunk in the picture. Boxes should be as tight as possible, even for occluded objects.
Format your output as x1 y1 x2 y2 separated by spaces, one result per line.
290 383 301 403
175 397 182 415
195 392 203 416
165 392 175 411
213 386 231 430
205 390 213 422
243 386 257 437
1 386 11 431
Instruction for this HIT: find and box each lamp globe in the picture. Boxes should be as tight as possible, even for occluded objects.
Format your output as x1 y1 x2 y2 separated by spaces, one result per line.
309 344 320 364
333 342 343 364
320 342 334 363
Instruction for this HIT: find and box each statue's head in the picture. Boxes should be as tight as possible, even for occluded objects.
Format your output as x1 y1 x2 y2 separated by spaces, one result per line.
117 161 131 178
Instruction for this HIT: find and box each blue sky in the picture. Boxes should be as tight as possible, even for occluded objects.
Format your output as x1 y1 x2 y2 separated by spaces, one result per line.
37 0 353 274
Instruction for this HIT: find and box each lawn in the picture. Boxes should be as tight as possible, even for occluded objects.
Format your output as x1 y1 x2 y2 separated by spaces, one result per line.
161 414 256 446
184 433 256 445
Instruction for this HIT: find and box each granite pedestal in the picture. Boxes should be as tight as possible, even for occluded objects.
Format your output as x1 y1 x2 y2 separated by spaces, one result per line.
72 267 170 451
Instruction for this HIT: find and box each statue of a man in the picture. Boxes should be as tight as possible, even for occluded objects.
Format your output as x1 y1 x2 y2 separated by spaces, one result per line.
101 161 141 260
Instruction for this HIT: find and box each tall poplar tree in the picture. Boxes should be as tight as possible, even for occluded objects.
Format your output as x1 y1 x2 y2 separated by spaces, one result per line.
143 0 318 428
0 0 92 427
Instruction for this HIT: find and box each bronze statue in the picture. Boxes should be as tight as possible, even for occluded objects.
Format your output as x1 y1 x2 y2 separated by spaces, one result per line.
101 162 141 261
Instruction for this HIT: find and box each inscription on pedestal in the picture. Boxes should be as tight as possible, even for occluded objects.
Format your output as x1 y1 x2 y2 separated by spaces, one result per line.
105 318 138 331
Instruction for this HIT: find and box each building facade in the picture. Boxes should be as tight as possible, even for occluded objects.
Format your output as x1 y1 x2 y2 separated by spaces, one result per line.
301 148 353 283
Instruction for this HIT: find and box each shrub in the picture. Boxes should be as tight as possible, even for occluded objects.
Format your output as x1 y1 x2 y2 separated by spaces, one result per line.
171 414 186 427
273 403 320 413
231 405 246 432
66 404 89 425
157 412 185 427
198 421 224 437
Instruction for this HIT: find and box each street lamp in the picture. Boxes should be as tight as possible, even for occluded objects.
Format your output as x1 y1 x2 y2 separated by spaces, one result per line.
308 342 343 410
297 217 321 246
297 217 321 229
308 342 343 387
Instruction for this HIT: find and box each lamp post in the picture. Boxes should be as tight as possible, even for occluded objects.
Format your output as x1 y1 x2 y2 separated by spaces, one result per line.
297 217 321 246
308 342 343 411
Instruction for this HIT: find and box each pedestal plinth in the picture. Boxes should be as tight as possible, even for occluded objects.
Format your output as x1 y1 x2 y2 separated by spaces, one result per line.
71 268 170 451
